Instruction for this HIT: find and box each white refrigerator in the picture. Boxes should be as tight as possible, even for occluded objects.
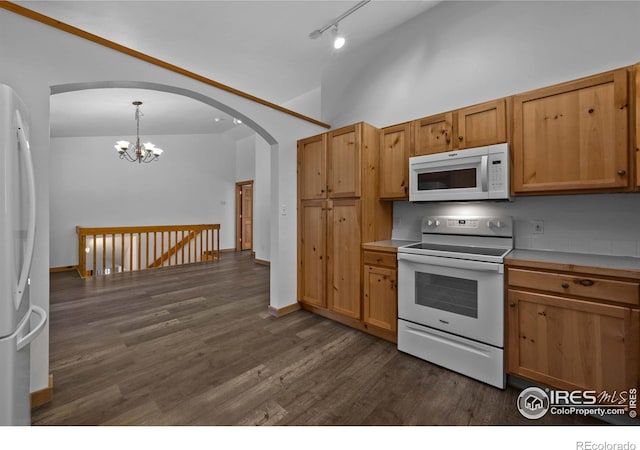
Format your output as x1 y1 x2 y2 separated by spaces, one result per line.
0 84 47 426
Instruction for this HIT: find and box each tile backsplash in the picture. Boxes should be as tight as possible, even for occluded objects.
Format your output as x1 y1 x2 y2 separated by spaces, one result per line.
392 193 640 258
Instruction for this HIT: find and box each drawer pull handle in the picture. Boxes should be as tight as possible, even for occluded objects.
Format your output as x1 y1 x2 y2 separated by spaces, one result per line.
561 282 570 289
376 258 382 263
509 302 516 308
578 279 594 287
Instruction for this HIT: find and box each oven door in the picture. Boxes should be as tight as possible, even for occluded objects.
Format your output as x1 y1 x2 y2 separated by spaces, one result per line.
409 149 489 202
397 252 504 347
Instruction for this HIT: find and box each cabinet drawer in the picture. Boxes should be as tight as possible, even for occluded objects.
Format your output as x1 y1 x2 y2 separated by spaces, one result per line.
363 251 396 268
508 268 640 306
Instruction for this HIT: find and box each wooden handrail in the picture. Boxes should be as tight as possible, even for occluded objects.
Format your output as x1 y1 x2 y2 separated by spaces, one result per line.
76 224 220 278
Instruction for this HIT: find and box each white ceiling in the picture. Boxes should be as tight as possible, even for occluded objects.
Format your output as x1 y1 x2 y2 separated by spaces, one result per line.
17 0 440 138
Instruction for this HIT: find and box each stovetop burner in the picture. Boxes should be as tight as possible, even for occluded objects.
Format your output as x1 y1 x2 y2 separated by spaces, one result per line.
397 215 514 263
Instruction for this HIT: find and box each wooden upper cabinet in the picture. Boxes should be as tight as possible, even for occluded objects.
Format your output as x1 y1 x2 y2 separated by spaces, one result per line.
456 99 507 149
379 122 412 199
414 112 453 156
328 124 361 198
512 68 630 194
298 134 327 200
413 100 508 156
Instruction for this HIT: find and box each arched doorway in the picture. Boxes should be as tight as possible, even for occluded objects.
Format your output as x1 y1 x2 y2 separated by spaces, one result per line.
49 80 276 271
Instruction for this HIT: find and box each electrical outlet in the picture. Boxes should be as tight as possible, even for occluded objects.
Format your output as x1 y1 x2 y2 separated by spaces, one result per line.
532 220 544 234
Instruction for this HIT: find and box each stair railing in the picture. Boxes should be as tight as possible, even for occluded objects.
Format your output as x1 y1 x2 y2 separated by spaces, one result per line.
76 224 220 278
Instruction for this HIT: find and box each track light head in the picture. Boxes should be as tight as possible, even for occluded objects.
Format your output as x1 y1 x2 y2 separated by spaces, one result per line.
332 25 345 49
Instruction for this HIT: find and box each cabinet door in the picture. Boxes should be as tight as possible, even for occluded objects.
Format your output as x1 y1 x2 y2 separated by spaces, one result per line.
298 200 326 308
298 134 327 200
636 64 640 188
507 289 639 392
456 99 507 149
414 112 454 156
327 199 361 319
379 123 412 199
328 124 361 198
513 69 630 193
363 265 397 332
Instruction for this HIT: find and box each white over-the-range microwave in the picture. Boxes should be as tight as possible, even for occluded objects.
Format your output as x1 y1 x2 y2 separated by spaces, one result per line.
409 143 510 202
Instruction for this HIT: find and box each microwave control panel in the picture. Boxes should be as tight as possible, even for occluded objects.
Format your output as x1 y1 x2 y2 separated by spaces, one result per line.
488 150 509 199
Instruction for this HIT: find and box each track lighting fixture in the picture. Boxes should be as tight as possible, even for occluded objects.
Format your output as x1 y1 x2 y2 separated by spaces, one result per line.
332 25 345 49
308 0 370 50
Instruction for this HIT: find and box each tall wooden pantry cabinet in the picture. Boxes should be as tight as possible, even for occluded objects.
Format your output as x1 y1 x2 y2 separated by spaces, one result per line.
297 123 393 337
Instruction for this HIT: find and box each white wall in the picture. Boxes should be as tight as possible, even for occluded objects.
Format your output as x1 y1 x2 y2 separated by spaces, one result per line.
0 9 325 392
49 133 237 268
235 134 256 182
254 138 271 262
282 87 321 121
321 0 640 256
323 1 640 127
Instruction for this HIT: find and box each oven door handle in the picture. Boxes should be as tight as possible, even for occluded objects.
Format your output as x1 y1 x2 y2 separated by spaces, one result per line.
397 252 503 273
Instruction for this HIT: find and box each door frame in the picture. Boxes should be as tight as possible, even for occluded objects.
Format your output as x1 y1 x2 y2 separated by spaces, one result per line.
235 180 254 252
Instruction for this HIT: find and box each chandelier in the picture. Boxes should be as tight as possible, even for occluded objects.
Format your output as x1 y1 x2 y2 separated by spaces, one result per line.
114 101 163 163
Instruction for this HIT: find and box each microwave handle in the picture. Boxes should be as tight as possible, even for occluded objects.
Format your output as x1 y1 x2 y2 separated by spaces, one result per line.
480 155 488 192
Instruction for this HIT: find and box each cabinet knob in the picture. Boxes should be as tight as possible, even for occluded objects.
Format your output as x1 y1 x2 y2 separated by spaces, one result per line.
509 302 516 308
617 169 626 176
578 279 594 287
458 136 464 141
561 282 570 289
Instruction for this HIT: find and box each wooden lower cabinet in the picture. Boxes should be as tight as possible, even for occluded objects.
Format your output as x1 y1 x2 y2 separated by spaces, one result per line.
362 249 398 342
298 200 326 308
506 260 640 394
363 264 397 334
328 199 361 319
361 248 398 343
507 289 639 392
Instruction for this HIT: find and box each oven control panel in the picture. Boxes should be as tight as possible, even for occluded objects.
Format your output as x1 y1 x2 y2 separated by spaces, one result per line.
446 218 478 229
421 216 513 237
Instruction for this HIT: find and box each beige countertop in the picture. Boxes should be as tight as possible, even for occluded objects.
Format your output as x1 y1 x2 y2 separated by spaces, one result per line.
362 240 418 253
506 249 640 279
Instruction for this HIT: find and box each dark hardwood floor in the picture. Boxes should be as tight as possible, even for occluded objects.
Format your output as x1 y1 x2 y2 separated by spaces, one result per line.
34 251 601 426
